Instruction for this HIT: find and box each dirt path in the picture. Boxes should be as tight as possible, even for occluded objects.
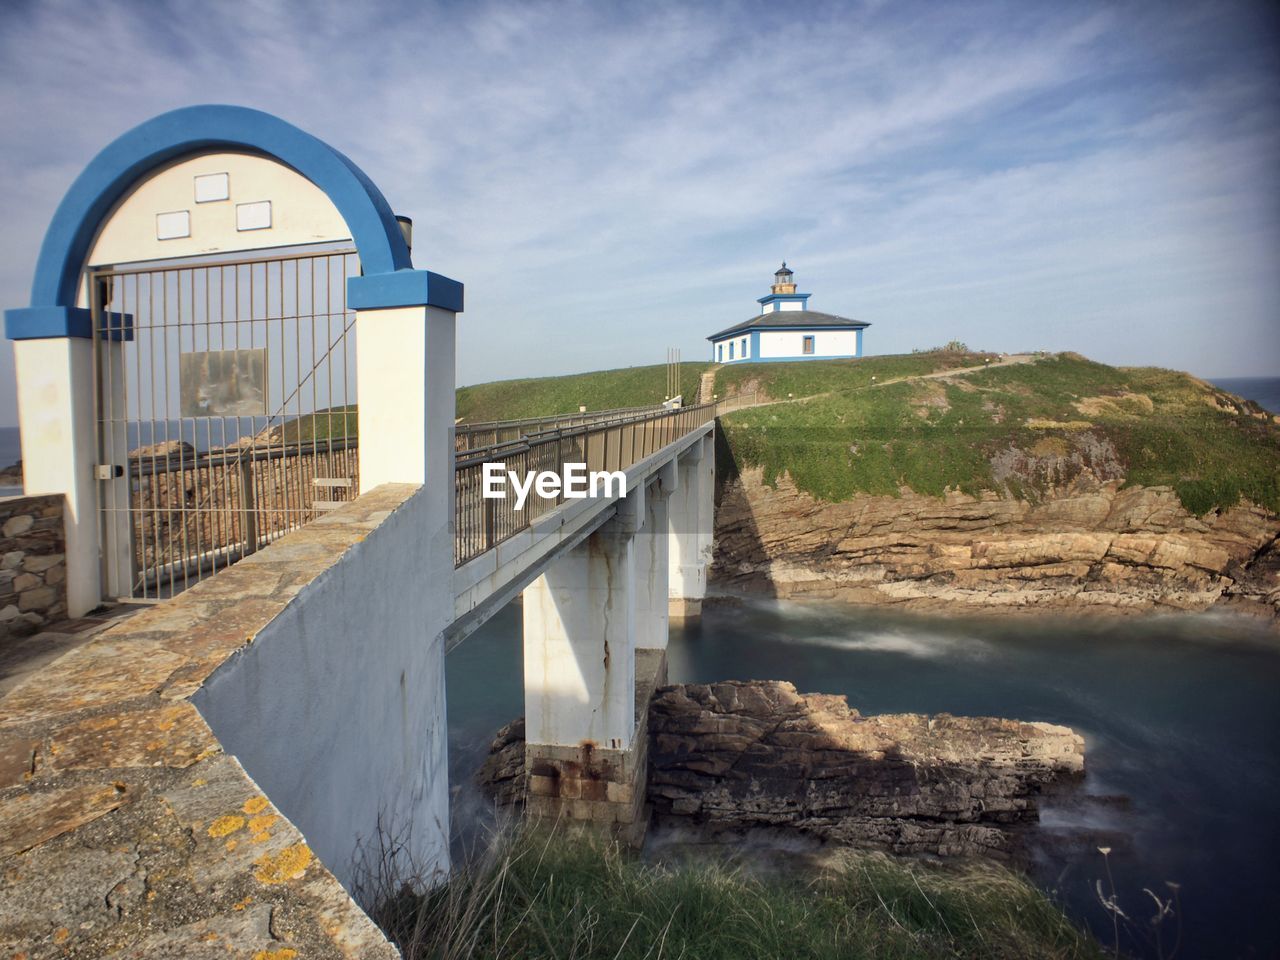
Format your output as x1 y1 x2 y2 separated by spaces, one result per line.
697 366 719 405
716 353 1041 412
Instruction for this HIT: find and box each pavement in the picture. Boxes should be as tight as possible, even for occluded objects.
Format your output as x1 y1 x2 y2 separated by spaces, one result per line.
0 605 142 700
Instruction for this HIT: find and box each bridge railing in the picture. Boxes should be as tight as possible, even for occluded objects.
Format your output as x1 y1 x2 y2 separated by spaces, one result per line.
455 403 663 452
454 401 717 566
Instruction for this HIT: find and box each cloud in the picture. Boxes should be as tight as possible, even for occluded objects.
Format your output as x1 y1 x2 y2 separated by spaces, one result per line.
0 0 1276 426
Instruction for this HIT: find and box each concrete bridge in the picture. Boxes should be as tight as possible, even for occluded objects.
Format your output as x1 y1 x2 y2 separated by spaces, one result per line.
0 107 715 954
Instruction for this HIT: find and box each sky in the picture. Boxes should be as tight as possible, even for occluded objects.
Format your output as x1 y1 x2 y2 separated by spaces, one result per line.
0 0 1277 427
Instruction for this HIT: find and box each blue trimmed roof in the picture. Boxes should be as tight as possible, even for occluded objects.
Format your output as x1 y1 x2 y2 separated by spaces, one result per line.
707 310 869 342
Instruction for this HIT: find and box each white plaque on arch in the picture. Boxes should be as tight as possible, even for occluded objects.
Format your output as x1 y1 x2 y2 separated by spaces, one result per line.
194 172 230 203
236 200 272 232
156 210 190 240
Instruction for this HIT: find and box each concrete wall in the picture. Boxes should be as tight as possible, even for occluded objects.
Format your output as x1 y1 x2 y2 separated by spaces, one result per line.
193 484 452 889
0 493 67 638
758 328 859 358
12 337 100 616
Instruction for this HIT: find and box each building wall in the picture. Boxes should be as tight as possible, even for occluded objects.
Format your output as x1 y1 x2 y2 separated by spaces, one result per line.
193 484 451 890
0 494 67 639
757 329 860 359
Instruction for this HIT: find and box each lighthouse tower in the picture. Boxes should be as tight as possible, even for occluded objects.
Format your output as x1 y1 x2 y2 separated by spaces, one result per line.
757 262 811 313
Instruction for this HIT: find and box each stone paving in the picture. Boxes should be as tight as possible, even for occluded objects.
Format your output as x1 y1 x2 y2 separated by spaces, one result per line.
0 486 417 959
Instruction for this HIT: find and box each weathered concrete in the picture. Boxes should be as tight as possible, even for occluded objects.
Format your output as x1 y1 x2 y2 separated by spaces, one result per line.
636 474 671 650
668 434 714 619
487 647 668 832
522 517 638 753
10 338 102 618
0 487 422 958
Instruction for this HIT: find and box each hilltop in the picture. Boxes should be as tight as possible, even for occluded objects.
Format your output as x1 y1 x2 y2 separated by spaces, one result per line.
712 351 1279 516
457 362 710 423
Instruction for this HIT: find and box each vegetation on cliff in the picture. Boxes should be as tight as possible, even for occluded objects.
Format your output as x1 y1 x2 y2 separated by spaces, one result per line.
457 362 710 423
716 353 1280 515
365 825 1104 960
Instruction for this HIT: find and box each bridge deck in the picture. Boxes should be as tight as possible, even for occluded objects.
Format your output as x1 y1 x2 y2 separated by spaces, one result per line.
451 409 715 645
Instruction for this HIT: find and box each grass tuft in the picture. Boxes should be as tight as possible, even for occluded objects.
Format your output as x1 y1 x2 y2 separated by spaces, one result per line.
360 822 1107 960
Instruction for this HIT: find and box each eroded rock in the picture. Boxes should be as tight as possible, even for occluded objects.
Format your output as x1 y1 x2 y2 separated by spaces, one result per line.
714 468 1280 625
479 680 1084 860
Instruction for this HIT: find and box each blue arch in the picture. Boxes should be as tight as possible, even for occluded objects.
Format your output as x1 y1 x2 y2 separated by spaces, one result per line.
29 104 413 310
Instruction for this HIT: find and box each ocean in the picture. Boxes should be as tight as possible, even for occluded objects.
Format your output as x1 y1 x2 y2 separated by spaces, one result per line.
449 599 1280 960
1210 376 1280 413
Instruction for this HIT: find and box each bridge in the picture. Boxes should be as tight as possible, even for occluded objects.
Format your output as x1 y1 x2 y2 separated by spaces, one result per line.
0 107 716 954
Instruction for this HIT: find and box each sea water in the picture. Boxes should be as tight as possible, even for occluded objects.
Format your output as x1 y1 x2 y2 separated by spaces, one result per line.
447 599 1280 960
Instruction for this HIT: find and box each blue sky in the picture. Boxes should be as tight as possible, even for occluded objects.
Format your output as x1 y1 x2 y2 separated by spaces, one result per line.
0 0 1277 426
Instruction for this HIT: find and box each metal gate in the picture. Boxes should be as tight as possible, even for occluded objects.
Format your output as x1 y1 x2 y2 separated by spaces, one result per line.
90 247 360 600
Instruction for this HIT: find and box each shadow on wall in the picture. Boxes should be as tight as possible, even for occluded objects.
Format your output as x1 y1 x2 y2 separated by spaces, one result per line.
711 423 777 599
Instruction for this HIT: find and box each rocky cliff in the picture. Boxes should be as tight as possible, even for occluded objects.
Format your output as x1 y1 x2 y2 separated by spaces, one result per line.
479 680 1085 859
714 466 1280 624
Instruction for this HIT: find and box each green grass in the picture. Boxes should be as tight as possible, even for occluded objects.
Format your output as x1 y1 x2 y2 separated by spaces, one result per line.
719 353 1280 515
365 826 1105 960
457 362 711 423
276 404 357 442
712 352 994 403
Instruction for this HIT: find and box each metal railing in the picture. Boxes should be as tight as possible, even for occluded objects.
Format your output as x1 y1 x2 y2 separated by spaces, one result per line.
456 404 662 451
93 248 359 600
127 437 358 591
454 401 717 566
110 395 718 591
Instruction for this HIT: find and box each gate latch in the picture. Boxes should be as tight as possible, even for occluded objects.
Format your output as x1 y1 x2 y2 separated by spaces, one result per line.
95 464 124 480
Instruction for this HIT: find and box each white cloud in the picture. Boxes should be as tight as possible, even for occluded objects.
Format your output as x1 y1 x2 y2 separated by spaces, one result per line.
0 0 1275 427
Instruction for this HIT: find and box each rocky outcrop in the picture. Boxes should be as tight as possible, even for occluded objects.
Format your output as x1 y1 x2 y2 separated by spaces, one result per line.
648 681 1082 858
478 680 1084 859
714 467 1280 624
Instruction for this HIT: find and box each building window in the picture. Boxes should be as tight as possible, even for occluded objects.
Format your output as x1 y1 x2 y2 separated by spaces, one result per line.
741 337 748 358
729 342 735 360
718 344 723 362
802 335 815 355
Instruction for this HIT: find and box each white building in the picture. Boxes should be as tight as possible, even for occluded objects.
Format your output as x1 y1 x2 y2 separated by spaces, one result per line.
708 263 869 363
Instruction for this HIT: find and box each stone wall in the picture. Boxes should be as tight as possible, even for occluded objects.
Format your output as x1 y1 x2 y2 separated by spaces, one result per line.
0 494 67 640
0 486 424 956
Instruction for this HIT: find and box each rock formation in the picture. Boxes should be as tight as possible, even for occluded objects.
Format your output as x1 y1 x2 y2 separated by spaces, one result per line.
479 680 1085 859
714 467 1280 625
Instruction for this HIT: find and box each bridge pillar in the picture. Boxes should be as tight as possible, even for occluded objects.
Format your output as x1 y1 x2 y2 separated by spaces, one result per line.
636 463 674 652
522 489 647 827
669 433 714 619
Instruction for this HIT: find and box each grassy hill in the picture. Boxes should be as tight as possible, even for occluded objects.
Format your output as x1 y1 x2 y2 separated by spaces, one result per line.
457 362 710 423
715 353 1280 515
276 352 1279 517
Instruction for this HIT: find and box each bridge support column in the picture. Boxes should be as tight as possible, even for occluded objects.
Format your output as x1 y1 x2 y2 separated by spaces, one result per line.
636 463 674 654
669 432 714 620
522 491 646 827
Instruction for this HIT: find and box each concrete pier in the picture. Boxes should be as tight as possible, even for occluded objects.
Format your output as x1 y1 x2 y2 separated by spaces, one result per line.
668 434 714 619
